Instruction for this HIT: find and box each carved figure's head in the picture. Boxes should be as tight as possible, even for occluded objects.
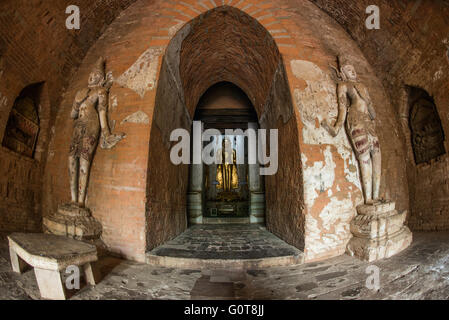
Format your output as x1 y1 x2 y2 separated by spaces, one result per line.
88 57 106 87
334 56 358 82
341 64 357 82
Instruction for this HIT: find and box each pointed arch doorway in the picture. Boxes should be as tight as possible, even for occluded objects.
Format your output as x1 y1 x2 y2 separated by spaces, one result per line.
146 5 304 258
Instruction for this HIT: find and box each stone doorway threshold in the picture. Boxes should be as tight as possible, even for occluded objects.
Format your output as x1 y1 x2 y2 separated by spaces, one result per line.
202 217 250 224
146 224 304 270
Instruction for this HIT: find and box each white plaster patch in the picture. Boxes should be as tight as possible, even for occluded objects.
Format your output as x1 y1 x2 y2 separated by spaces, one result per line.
319 196 355 231
293 60 364 261
295 95 361 192
110 95 118 111
291 60 326 82
292 60 337 126
305 205 356 258
116 47 164 98
293 61 362 192
121 111 150 125
168 21 184 37
302 146 336 208
434 66 444 81
305 194 356 259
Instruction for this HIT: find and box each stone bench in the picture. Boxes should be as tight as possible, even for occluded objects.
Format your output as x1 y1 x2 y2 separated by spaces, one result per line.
8 233 98 300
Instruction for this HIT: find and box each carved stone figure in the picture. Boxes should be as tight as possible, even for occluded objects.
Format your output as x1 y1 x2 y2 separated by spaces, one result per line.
322 57 381 204
69 57 125 207
410 98 445 164
44 57 125 241
321 57 412 261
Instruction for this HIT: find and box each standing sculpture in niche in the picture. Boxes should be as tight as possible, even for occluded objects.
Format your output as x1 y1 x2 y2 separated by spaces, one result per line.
322 56 412 262
322 57 381 204
216 138 239 192
44 57 125 240
68 57 125 207
216 137 240 202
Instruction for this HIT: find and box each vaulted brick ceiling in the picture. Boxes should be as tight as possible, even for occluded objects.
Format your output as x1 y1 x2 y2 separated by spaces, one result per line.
1 0 448 117
180 6 280 116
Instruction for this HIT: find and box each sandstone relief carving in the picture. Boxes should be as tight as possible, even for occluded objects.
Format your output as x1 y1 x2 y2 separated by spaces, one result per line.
2 96 39 158
291 59 361 261
321 56 412 261
322 57 381 205
44 57 125 240
116 47 164 98
409 96 445 164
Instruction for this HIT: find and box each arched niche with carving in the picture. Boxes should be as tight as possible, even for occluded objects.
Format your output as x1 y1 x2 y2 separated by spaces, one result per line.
408 87 445 164
2 84 42 159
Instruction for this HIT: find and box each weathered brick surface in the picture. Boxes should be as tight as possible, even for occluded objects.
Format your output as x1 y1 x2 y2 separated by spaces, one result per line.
2 0 448 262
311 0 449 230
0 0 135 233
0 83 51 232
179 7 281 116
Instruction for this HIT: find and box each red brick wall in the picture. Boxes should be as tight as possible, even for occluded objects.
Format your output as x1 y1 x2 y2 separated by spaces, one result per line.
0 0 136 233
311 0 449 230
0 83 51 232
42 0 161 261
40 0 406 262
5 0 448 262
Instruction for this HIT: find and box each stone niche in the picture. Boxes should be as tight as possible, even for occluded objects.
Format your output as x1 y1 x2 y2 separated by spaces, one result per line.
2 86 40 158
408 87 445 164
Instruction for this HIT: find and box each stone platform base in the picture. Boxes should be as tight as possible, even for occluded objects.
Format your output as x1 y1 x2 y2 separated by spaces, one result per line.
146 224 304 270
43 203 102 241
347 201 412 262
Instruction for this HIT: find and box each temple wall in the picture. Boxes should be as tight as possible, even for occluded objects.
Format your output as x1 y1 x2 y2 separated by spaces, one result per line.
312 0 449 232
277 1 407 261
0 81 51 233
42 0 406 262
0 0 424 262
42 0 163 261
0 0 136 233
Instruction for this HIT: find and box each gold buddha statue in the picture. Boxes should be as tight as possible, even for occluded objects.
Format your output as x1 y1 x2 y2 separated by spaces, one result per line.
216 138 239 193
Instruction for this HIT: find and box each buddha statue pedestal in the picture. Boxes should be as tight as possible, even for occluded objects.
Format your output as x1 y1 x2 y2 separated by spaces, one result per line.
346 201 412 262
217 191 241 202
43 203 102 241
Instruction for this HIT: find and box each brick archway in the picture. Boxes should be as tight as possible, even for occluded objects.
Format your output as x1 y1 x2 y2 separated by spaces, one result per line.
42 0 409 262
146 5 304 253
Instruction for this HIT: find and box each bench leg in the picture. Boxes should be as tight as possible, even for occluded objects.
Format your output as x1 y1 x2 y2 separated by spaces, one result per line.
9 247 27 274
83 262 96 286
34 268 66 300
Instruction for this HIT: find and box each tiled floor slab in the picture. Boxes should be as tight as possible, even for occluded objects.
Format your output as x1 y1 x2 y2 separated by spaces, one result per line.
0 231 448 300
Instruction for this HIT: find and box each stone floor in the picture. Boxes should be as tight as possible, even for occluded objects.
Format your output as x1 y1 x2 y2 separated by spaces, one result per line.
149 224 301 260
1 231 449 300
